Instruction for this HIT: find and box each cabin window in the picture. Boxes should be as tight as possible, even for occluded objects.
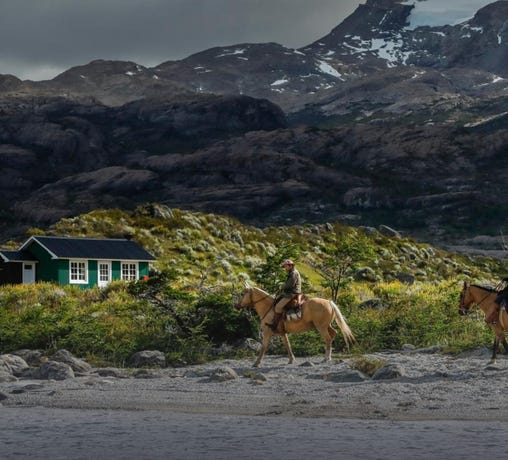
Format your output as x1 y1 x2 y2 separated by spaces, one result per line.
69 260 88 284
121 262 137 281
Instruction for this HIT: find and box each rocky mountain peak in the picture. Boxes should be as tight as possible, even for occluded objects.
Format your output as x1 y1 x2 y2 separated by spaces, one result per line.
471 0 508 27
3 1 508 247
312 0 413 44
0 74 22 91
52 59 154 85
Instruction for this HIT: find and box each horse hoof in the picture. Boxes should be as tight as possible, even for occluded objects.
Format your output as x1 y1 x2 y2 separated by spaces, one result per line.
253 363 260 368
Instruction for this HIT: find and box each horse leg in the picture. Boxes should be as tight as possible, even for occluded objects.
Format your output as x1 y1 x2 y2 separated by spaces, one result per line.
253 331 272 367
490 336 499 364
280 333 295 365
503 337 508 355
317 326 333 362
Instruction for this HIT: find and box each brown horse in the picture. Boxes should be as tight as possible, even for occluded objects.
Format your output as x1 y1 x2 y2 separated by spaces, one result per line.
235 284 355 367
458 281 508 363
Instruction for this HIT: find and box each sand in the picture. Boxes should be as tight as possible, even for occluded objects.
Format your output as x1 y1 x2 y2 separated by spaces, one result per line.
3 347 508 459
1 347 507 421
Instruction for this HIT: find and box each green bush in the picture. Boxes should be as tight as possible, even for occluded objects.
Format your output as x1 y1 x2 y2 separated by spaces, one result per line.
347 280 492 353
193 291 257 345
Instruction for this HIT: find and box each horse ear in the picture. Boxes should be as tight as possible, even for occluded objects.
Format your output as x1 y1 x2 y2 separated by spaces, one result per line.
243 281 250 289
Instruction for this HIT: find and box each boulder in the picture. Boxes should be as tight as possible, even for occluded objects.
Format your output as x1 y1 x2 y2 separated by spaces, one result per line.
11 350 47 367
129 350 166 368
371 364 405 380
33 361 75 380
378 225 401 238
51 349 92 373
209 366 238 382
0 370 17 383
0 354 29 376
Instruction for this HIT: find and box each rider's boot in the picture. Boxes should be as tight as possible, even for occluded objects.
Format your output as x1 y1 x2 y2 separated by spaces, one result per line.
267 313 283 332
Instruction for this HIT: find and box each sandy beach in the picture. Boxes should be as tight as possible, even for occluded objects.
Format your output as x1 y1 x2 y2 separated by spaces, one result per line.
3 347 508 459
2 347 508 420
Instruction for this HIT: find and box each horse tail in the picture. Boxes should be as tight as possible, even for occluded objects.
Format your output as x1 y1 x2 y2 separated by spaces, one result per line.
330 301 355 349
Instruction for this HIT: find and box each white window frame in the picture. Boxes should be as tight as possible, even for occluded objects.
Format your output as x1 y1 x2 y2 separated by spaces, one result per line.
69 260 88 284
121 262 138 281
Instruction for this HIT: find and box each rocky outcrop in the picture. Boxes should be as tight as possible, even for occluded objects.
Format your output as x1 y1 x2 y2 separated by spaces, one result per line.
5 109 508 245
0 93 286 238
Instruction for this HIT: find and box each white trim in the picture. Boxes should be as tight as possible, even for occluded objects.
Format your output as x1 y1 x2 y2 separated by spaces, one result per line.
0 250 39 263
98 261 112 287
120 261 138 281
69 260 88 284
19 236 59 259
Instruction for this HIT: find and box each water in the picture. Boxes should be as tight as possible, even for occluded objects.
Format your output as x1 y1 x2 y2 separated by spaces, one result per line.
1 407 508 459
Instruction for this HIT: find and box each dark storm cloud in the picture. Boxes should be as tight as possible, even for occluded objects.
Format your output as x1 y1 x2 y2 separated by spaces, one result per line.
0 0 360 80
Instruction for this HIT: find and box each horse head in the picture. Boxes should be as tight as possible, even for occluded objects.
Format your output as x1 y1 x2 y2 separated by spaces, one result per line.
234 282 252 310
458 281 473 316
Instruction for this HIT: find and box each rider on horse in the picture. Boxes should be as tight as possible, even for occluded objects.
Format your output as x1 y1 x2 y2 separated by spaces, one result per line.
266 259 302 332
495 277 508 311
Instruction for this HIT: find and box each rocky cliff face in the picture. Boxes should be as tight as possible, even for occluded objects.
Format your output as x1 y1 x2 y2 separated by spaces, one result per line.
2 0 508 248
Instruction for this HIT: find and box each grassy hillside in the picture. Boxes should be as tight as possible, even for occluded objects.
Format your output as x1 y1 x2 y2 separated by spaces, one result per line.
0 204 506 365
28 204 505 290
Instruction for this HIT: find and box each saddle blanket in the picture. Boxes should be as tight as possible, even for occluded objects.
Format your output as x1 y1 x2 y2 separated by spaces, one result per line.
285 306 302 322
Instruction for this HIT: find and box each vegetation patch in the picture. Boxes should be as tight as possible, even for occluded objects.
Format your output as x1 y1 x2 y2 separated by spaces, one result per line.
1 206 505 365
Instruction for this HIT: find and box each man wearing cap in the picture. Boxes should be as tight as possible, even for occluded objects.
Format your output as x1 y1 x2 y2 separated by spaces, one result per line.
267 259 302 332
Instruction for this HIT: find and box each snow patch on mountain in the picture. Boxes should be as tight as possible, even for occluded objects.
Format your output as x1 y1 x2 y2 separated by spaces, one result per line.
401 0 494 29
317 60 342 78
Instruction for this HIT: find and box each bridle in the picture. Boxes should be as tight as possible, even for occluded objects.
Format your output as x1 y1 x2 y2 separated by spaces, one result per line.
235 288 272 310
459 283 499 316
458 286 471 316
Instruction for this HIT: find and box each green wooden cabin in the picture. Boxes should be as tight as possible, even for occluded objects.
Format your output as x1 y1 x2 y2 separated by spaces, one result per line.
0 236 156 288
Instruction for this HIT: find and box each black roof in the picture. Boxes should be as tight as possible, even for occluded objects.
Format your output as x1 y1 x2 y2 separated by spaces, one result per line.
0 250 38 263
23 236 156 261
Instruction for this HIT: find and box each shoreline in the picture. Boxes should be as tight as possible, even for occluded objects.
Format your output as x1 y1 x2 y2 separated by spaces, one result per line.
3 348 508 422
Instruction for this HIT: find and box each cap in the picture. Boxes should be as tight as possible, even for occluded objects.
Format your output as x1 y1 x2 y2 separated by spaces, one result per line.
281 259 294 267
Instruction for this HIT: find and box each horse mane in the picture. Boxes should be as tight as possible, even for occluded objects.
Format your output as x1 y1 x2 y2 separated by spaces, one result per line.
250 285 272 296
471 284 499 293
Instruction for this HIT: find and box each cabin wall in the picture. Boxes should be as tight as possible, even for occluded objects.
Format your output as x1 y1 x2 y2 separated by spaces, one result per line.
0 262 22 285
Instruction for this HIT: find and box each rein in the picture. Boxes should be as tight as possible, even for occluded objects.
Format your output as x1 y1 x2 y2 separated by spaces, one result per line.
473 283 502 307
242 289 274 321
476 291 495 308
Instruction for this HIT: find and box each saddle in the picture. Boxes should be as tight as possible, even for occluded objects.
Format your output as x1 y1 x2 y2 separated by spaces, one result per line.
487 301 508 325
284 294 305 322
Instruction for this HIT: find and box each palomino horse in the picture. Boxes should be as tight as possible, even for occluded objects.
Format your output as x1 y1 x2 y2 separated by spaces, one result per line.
458 281 508 362
235 284 355 367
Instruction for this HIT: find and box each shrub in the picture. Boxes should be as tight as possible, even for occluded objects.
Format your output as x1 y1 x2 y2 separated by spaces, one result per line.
193 291 257 345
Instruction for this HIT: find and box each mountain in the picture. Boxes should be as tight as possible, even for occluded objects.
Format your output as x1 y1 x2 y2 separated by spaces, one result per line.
1 0 508 254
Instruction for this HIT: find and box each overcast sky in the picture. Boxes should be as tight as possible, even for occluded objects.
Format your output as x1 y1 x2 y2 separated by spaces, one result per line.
0 0 494 81
0 0 360 81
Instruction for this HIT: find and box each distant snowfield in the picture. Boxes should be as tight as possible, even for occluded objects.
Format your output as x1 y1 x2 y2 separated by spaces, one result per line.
401 0 495 28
